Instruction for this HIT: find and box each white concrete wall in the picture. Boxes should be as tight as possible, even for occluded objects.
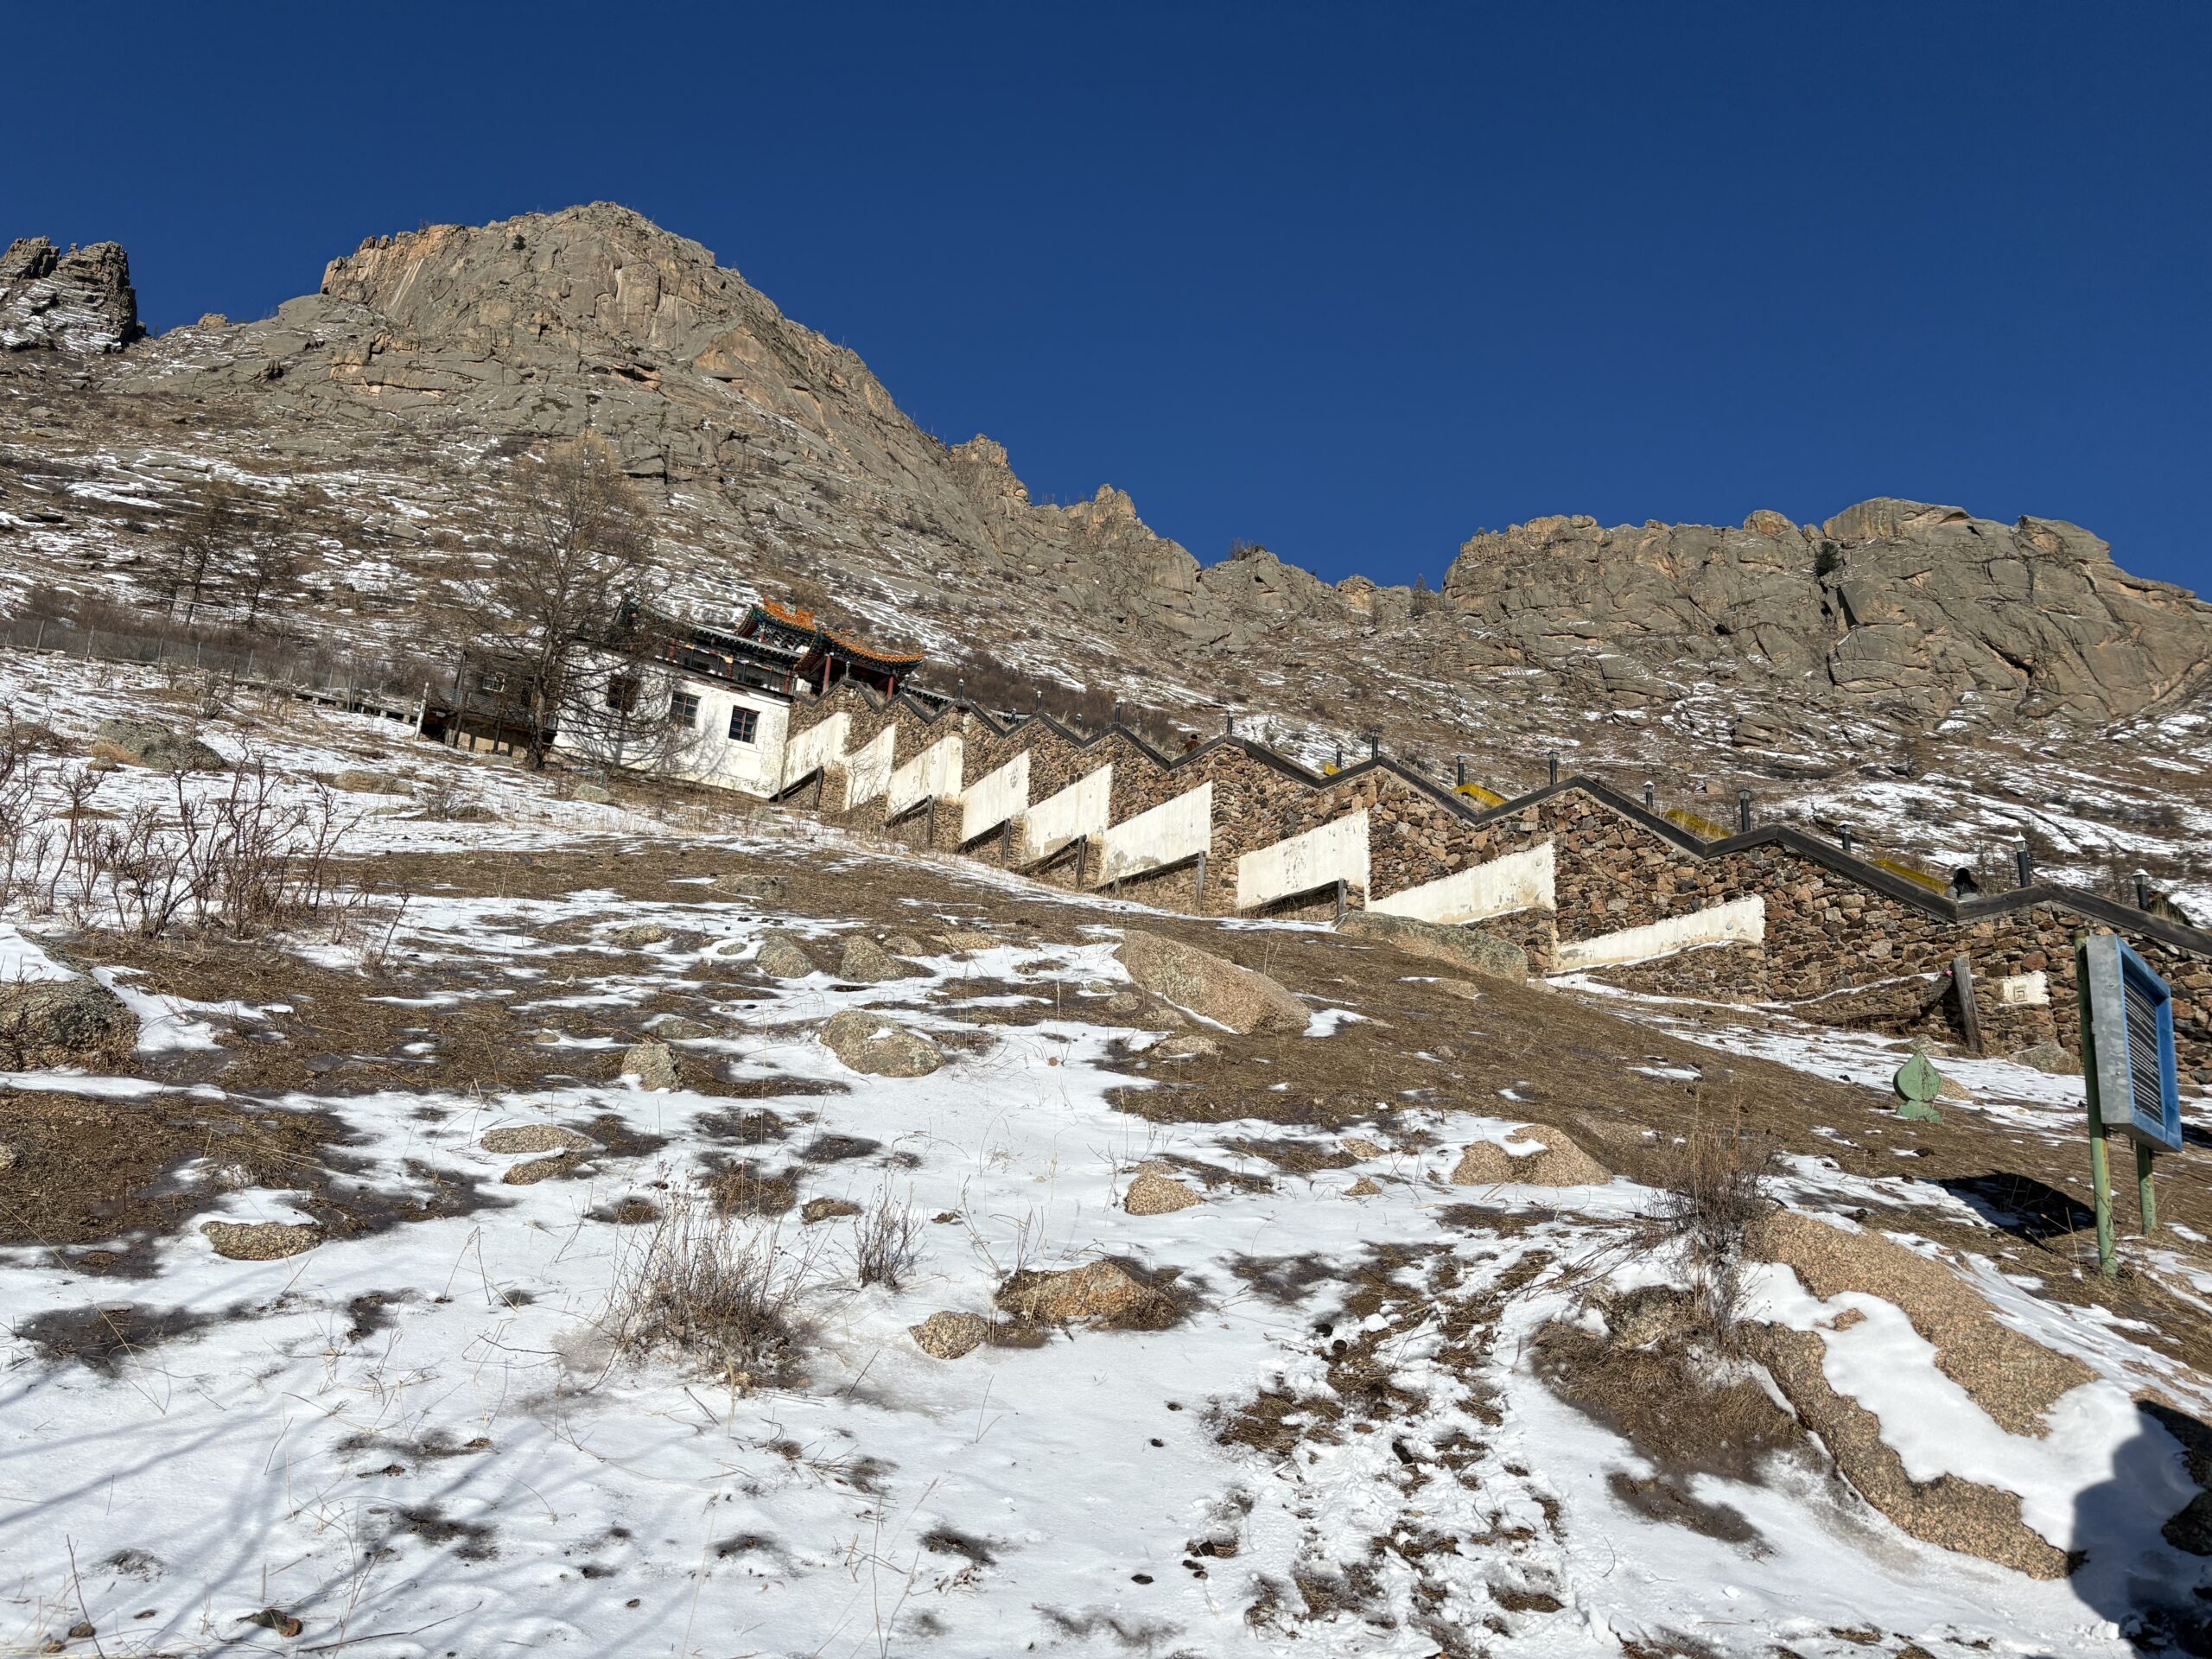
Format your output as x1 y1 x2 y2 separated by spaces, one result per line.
782 710 849 791
1368 841 1555 924
1553 894 1765 972
843 728 896 810
887 733 963 817
1236 808 1371 911
1020 765 1112 864
665 679 789 798
1097 781 1212 884
553 660 789 799
961 751 1030 844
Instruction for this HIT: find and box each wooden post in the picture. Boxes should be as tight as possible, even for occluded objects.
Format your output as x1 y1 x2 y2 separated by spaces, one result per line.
2076 931 2119 1279
1075 836 1089 889
1334 879 1347 925
1193 850 1208 909
1001 818 1013 864
1951 953 1984 1055
925 797 938 849
2139 1142 2159 1235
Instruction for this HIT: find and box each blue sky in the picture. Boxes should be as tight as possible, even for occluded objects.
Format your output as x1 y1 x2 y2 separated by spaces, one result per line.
9 3 2207 594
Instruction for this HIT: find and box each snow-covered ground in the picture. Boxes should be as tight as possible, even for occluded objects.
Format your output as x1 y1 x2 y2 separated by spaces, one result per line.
0 657 2208 1656
3 892 2203 1656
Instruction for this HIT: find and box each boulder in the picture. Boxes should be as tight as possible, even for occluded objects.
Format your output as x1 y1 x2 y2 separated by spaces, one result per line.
1335 910 1528 983
838 935 922 983
1116 930 1308 1035
754 930 817 978
995 1259 1180 1329
92 719 225 773
1122 1167 1200 1215
911 1311 990 1360
621 1040 679 1091
0 976 134 1070
612 921 671 947
504 1151 588 1185
819 1010 943 1077
651 1014 715 1040
480 1124 594 1154
1449 1128 1610 1187
201 1220 321 1260
2009 1041 2082 1076
715 871 790 906
801 1197 862 1224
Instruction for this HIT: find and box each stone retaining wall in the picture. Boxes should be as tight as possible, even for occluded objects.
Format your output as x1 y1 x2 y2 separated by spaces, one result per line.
770 685 2210 1085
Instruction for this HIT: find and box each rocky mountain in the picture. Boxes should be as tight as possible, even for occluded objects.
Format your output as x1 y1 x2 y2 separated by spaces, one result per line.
3 202 2209 897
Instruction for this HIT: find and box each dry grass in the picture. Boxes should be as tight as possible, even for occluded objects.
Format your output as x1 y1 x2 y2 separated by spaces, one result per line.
604 1183 814 1385
850 1182 922 1289
1640 1107 1777 1350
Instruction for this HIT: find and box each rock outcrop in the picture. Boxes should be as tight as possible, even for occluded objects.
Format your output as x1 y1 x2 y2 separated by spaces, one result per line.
1440 503 2212 728
92 719 226 773
1 238 141 358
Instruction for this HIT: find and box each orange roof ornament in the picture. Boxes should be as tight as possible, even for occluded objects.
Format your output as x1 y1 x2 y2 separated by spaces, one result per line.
734 598 925 695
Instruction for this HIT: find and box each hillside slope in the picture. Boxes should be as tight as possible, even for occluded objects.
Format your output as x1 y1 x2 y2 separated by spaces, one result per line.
3 205 2209 904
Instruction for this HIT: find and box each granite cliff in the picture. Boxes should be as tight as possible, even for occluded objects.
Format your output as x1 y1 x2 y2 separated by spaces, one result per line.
3 204 2208 786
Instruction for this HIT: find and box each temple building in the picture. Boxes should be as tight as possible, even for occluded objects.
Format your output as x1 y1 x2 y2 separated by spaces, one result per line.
549 597 925 798
732 600 924 698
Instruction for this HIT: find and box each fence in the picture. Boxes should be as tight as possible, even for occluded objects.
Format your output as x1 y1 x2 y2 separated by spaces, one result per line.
0 613 439 725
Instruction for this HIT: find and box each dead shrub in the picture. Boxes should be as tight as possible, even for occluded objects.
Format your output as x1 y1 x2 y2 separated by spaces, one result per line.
0 727 362 939
850 1182 922 1290
604 1183 814 1386
1640 1109 1777 1350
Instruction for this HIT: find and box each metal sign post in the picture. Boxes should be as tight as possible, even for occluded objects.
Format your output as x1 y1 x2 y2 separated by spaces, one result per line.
2075 931 2183 1277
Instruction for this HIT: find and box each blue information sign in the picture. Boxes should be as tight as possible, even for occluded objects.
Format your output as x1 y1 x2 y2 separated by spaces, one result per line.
2083 933 2183 1153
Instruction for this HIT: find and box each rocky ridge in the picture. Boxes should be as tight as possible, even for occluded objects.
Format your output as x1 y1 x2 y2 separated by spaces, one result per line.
2 204 2209 878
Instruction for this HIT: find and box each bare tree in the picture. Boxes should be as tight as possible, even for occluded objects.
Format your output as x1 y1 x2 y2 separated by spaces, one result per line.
554 645 722 778
232 512 309 626
467 434 657 768
146 481 251 624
